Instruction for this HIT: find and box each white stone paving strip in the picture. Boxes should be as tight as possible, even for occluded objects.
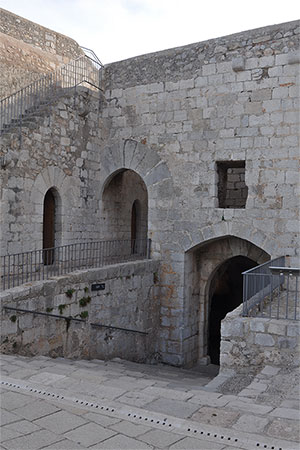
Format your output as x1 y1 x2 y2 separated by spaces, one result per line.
0 377 295 450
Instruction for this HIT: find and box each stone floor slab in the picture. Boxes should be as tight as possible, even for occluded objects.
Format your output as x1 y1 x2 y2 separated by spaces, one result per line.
13 400 60 421
91 434 153 449
0 427 23 443
2 429 61 450
232 414 269 433
0 410 20 426
138 428 183 447
109 419 151 437
4 419 41 435
169 436 225 449
266 417 300 442
28 373 67 385
33 410 88 434
145 397 199 419
84 411 121 427
64 422 116 447
0 391 35 411
270 407 300 420
41 439 86 449
117 390 156 407
191 406 240 428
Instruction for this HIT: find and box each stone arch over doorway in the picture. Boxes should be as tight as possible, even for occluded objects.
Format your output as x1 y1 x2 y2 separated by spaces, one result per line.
184 235 270 367
101 168 148 242
99 140 173 254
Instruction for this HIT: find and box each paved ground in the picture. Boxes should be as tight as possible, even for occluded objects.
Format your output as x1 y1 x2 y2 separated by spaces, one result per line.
0 354 299 450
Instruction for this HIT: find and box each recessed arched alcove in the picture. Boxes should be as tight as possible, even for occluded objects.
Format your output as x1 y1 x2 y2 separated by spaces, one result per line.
43 187 61 264
184 235 270 367
101 169 148 244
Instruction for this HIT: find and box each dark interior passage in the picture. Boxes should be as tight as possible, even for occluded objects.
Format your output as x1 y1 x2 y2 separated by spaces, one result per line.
43 188 56 265
208 256 256 364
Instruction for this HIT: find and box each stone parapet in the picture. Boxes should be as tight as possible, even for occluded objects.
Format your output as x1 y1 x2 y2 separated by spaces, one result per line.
0 8 83 60
0 259 161 363
220 304 299 374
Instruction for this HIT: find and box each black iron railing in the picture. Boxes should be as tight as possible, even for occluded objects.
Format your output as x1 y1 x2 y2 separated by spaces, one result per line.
1 238 151 291
242 256 299 320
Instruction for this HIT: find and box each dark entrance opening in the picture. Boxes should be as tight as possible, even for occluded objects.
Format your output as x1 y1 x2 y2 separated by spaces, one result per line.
43 188 56 265
131 200 137 253
208 256 256 364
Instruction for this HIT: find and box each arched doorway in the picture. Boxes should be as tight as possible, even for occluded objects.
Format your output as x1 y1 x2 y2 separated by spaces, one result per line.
208 256 256 364
101 169 148 244
184 236 270 367
43 188 58 265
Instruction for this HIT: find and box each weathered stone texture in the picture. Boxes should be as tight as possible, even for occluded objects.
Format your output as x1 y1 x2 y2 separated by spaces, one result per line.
220 305 300 373
0 260 160 362
0 18 299 367
0 8 84 98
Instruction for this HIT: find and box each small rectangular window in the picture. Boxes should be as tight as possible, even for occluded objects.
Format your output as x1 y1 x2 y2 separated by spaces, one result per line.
217 161 248 208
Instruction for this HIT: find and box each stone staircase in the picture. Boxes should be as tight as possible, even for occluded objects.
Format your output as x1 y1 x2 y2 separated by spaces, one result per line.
0 51 103 136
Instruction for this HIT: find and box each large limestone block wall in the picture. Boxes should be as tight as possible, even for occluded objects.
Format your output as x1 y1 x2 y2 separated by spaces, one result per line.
101 21 300 365
0 88 103 256
1 18 299 367
220 305 299 373
0 260 160 362
0 8 84 98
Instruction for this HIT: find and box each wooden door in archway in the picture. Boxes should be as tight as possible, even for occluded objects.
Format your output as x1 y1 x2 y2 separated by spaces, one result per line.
43 189 55 265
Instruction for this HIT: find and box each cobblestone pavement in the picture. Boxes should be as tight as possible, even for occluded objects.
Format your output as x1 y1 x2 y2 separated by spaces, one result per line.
0 354 299 449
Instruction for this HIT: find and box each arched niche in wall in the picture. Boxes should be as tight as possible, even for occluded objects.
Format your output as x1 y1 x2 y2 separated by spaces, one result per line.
101 169 148 245
184 235 270 368
43 187 61 265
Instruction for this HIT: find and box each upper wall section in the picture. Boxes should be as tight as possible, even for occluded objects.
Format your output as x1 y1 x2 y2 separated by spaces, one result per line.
104 21 300 89
0 8 83 60
0 8 84 98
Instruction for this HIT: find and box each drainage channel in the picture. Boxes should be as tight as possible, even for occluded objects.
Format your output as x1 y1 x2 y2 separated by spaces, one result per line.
1 379 288 450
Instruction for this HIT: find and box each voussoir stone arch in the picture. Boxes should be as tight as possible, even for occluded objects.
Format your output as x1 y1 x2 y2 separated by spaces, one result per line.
99 140 173 247
184 235 271 366
185 220 278 261
99 139 172 193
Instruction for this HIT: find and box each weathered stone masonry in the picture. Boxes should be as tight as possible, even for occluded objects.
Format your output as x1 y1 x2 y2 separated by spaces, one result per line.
0 12 299 369
1 260 160 362
0 8 84 98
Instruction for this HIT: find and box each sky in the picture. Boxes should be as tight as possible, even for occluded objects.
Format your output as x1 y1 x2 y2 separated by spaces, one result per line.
0 0 298 64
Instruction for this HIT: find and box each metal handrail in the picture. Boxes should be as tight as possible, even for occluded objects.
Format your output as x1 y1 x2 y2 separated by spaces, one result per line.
243 256 299 320
3 306 148 335
0 54 103 136
0 238 151 291
80 46 104 67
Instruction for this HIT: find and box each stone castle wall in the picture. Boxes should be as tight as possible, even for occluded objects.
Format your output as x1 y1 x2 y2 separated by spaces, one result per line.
0 8 84 98
220 305 299 373
0 260 160 362
0 18 299 367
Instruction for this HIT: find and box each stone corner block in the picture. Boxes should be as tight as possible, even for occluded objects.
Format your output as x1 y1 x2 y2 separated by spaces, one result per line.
232 57 245 72
288 51 300 65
